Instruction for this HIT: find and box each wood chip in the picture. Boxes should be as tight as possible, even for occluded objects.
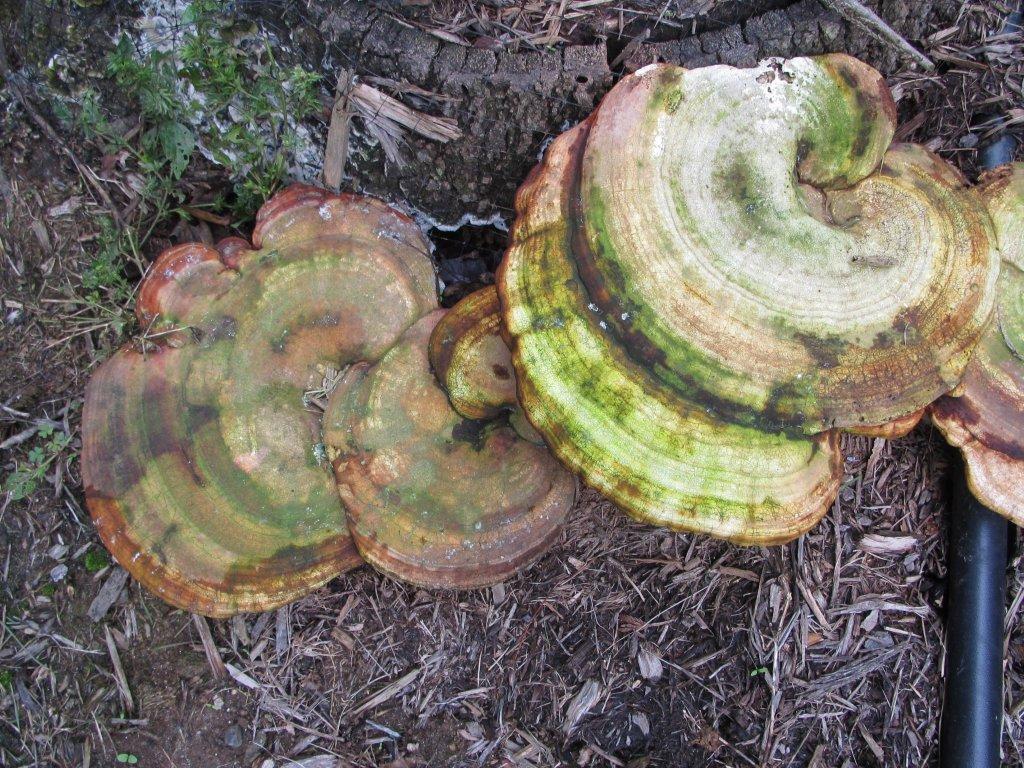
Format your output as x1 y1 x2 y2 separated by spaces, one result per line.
30 220 51 252
191 614 227 679
46 196 83 218
104 626 134 713
275 605 291 659
796 578 833 633
225 663 262 690
858 532 918 555
637 644 663 681
798 642 909 698
858 722 886 762
87 567 129 622
716 566 760 582
287 757 343 768
351 667 421 717
562 680 602 734
350 82 461 165
323 69 355 190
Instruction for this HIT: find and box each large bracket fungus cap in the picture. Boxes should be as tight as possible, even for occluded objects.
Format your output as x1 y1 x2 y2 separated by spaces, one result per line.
564 55 997 434
82 186 438 616
499 121 843 544
931 163 1024 524
324 312 576 589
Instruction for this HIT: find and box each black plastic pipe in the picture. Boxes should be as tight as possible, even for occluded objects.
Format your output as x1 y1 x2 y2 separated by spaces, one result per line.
939 14 1018 759
941 460 1010 767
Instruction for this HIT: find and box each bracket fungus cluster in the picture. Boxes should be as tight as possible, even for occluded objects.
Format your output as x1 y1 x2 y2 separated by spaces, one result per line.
83 54 1020 615
499 54 999 543
83 186 574 616
931 164 1024 525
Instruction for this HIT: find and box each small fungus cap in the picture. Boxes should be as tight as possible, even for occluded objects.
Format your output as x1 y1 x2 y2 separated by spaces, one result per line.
428 286 543 443
565 55 996 434
324 312 576 588
931 164 1024 524
429 286 518 420
499 120 843 544
82 186 437 616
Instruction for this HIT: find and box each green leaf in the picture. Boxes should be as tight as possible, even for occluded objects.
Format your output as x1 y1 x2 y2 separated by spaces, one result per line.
180 1 199 26
108 35 139 80
76 90 111 140
52 100 73 125
3 470 38 501
158 122 195 179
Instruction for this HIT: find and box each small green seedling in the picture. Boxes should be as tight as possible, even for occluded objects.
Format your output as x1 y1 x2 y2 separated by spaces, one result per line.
3 424 73 501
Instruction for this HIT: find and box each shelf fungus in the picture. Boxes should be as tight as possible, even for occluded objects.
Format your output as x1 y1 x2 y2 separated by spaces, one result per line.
499 55 998 543
499 121 842 544
324 311 576 589
83 186 442 615
84 185 574 611
428 285 542 443
931 164 1024 525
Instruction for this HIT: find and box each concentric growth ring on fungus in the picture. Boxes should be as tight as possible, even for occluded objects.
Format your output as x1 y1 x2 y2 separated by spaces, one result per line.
428 285 543 443
84 185 575 612
428 285 518 421
324 312 576 589
499 55 1000 542
558 55 996 435
500 120 843 544
83 187 437 615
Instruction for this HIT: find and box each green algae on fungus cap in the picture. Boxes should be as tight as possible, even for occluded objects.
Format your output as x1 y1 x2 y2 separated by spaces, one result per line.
324 312 576 589
82 185 439 616
565 54 997 434
499 121 843 544
931 164 1024 525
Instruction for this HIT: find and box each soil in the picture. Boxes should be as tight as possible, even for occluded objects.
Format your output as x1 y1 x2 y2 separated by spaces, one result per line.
1 1 1024 767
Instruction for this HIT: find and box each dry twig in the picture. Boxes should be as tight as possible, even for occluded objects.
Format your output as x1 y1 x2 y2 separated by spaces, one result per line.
349 82 461 166
322 69 355 190
822 0 936 71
